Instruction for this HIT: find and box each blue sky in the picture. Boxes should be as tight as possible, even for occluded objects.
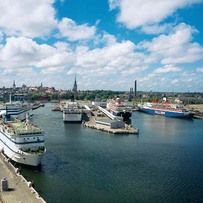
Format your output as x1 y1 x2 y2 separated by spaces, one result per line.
0 0 203 92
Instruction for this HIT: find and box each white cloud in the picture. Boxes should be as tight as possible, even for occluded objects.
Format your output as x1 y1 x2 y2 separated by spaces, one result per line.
75 40 146 77
0 37 75 71
0 31 4 41
141 23 173 35
76 40 136 69
41 67 65 74
109 0 120 10
121 66 148 75
140 23 203 65
197 67 203 73
171 79 179 84
54 42 72 52
153 65 182 74
58 18 96 41
0 0 57 38
109 0 203 29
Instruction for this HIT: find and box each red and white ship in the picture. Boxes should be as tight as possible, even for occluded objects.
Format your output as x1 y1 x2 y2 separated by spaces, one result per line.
106 97 132 120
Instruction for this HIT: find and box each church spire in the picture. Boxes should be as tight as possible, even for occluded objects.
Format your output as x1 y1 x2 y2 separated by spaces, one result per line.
72 75 77 93
13 80 16 90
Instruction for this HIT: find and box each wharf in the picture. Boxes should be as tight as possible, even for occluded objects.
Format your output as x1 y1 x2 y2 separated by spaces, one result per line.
32 103 45 110
83 121 138 134
83 108 139 135
0 153 46 203
187 104 203 119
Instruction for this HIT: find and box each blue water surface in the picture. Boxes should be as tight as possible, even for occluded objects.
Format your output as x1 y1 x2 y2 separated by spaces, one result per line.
21 103 203 203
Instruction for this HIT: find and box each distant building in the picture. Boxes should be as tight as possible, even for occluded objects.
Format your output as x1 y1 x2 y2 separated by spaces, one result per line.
72 75 77 93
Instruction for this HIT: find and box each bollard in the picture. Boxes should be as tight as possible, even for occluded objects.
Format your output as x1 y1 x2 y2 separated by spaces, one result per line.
1 177 8 191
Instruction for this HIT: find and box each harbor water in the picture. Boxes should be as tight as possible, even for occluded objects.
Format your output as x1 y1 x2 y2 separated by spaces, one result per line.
20 103 203 203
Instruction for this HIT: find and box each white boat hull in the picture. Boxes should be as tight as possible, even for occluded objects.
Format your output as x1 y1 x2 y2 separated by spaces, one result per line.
63 101 83 122
0 131 45 166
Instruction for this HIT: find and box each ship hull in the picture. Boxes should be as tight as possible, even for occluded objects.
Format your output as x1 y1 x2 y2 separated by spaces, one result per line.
139 107 194 119
0 131 45 166
63 113 82 122
63 101 83 122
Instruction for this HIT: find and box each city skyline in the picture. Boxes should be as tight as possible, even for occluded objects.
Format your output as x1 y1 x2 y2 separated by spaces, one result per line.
0 0 203 92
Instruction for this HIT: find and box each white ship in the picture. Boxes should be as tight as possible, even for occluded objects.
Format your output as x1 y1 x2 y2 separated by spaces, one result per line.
106 97 132 120
0 117 46 166
63 101 83 122
0 102 33 121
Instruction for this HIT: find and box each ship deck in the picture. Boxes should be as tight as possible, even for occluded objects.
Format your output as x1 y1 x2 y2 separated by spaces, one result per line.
4 121 43 135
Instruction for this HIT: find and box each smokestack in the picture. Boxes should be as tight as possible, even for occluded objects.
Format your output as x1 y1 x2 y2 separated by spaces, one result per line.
134 80 137 98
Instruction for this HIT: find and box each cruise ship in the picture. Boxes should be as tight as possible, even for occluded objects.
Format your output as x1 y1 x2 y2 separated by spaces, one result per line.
0 102 33 121
106 97 132 120
138 102 194 119
63 101 83 122
0 116 46 166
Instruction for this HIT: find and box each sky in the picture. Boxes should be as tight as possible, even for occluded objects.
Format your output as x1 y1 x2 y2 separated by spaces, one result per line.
0 0 203 92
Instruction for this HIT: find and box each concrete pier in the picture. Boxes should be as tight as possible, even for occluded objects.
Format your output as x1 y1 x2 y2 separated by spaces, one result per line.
83 121 138 134
83 107 139 135
0 153 46 203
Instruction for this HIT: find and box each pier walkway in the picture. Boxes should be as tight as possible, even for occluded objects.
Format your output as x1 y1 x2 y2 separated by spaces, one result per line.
0 153 46 203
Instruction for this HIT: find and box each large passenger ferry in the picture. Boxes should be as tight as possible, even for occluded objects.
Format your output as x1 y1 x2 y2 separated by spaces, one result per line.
63 101 83 122
106 97 132 120
138 101 194 119
0 102 33 121
0 116 46 166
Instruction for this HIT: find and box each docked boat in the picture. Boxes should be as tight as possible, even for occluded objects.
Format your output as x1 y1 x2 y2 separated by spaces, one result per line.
0 116 46 166
63 101 83 122
0 102 33 121
138 102 194 119
106 97 132 120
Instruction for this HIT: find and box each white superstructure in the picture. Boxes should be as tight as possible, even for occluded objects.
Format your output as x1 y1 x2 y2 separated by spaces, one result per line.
0 118 45 166
63 101 82 122
0 102 33 121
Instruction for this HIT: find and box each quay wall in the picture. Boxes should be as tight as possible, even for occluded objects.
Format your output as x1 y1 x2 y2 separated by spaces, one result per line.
0 153 46 203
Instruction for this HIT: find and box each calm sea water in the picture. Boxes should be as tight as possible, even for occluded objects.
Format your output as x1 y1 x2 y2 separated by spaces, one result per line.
21 103 203 203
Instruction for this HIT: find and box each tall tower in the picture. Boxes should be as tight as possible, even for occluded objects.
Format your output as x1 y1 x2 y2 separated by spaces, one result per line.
13 80 16 91
134 80 137 98
72 75 77 93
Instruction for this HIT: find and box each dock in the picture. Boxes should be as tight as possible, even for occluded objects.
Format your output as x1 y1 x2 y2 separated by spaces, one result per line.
51 101 139 134
83 106 139 134
0 153 46 203
187 104 203 119
83 121 138 134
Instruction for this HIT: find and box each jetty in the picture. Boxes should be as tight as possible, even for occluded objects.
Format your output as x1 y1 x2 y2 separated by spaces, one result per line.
83 105 139 134
187 104 203 119
0 153 46 203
